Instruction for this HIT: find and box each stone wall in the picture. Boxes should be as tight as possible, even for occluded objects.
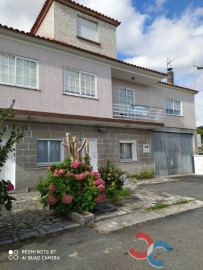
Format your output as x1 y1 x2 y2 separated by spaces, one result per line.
6 121 154 190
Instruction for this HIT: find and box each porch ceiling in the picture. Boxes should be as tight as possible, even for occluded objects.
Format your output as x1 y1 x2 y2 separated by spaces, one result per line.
14 110 164 129
111 67 165 85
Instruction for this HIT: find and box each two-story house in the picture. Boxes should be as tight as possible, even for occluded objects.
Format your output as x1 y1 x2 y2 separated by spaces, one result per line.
0 0 197 190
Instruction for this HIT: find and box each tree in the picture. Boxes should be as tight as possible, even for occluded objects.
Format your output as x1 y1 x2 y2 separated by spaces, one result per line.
197 126 203 135
0 100 29 169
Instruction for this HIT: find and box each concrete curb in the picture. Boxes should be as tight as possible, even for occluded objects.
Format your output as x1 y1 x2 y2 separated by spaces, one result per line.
94 200 203 233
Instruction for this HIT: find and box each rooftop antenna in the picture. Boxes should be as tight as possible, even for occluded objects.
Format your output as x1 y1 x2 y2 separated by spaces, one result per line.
166 56 179 69
193 64 203 70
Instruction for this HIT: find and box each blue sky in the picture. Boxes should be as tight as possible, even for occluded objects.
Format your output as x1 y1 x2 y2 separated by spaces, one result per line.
0 0 203 126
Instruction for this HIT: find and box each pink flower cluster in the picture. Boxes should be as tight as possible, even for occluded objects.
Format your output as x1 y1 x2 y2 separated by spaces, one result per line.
47 195 57 205
48 184 56 192
93 178 105 186
75 172 89 181
61 194 73 204
93 173 105 204
92 171 101 179
95 193 106 204
71 161 81 169
6 183 14 191
53 169 64 177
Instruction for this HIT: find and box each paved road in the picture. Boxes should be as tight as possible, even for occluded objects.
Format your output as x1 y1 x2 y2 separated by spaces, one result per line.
141 175 203 200
0 207 203 270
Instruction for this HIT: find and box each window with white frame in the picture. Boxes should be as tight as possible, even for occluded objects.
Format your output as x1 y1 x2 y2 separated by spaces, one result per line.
120 140 137 161
77 17 98 42
64 68 96 97
37 140 64 165
166 98 182 116
119 88 134 104
0 53 38 89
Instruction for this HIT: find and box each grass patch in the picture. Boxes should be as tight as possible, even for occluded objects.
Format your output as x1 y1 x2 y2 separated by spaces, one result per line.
146 199 194 212
106 188 131 201
129 171 155 180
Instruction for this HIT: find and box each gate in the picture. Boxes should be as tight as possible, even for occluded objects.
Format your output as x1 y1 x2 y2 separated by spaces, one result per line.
153 132 194 176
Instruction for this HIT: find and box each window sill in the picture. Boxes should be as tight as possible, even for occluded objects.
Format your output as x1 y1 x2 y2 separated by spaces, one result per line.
63 93 99 101
0 83 40 92
77 36 101 46
119 159 137 163
166 113 183 117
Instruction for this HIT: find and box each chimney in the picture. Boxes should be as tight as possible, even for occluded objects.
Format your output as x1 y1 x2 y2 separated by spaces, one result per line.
167 68 174 84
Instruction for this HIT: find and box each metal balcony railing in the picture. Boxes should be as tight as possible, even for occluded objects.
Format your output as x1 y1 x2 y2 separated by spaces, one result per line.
113 103 164 123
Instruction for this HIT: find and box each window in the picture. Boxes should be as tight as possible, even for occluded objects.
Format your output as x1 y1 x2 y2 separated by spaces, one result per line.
37 140 64 165
166 98 182 116
64 69 96 97
0 53 38 89
119 88 134 104
77 17 98 42
120 140 137 161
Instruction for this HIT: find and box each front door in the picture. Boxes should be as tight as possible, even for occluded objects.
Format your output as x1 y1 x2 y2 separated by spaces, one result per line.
88 139 98 171
0 141 16 188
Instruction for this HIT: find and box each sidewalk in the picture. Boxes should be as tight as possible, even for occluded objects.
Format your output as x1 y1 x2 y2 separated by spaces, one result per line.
1 177 203 246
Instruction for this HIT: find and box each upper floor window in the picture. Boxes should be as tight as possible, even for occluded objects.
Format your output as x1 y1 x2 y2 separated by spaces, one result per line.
64 68 96 98
77 17 98 43
166 98 182 116
0 53 38 89
119 88 134 104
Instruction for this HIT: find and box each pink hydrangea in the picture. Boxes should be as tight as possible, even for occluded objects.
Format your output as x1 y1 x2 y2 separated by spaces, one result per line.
98 184 105 192
47 195 57 205
71 161 81 169
61 194 73 204
95 193 106 204
92 171 101 179
58 169 64 176
47 166 51 171
75 172 89 181
93 178 105 186
48 184 56 192
53 169 64 177
53 169 59 176
6 183 14 191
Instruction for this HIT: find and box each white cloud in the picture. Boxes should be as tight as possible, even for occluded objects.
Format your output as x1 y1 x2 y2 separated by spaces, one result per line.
0 0 44 31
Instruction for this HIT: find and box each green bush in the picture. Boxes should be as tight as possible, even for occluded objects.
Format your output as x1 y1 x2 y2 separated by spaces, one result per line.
35 158 106 214
98 161 125 191
132 170 155 180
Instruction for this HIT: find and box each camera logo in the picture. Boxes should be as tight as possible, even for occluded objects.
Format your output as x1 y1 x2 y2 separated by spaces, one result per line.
129 232 173 268
8 250 19 260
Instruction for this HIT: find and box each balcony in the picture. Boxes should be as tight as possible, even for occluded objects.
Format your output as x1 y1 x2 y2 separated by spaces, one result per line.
113 103 164 123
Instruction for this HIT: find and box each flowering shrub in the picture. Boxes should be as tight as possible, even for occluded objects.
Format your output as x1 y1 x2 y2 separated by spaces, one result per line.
98 161 126 200
35 158 106 214
98 161 124 190
0 180 16 211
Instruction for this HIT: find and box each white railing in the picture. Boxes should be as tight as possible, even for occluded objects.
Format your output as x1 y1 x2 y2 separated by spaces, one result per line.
113 103 164 123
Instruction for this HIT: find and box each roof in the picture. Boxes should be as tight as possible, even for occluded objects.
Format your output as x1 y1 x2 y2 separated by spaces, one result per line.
159 82 198 94
31 0 121 34
0 23 167 77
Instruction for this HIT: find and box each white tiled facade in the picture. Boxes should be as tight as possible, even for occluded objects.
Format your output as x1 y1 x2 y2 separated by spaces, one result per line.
36 2 117 58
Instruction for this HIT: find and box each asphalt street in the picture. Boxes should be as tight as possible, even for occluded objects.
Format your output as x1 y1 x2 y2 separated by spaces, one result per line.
0 175 202 270
141 174 203 200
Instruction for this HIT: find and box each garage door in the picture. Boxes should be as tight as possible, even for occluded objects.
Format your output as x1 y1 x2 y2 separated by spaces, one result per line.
153 132 194 176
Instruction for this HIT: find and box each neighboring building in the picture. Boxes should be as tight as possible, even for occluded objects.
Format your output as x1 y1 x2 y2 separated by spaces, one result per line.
0 0 198 190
